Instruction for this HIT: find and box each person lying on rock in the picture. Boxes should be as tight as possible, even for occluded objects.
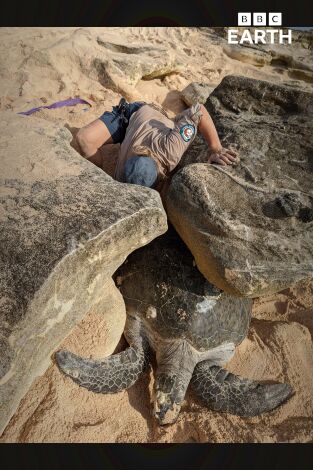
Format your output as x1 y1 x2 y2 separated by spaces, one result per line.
76 98 238 197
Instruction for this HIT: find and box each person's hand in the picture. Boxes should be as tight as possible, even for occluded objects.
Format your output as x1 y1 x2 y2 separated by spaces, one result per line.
207 147 239 166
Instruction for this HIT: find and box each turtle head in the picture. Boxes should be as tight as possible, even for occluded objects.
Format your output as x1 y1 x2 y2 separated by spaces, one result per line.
153 387 182 425
153 342 196 425
153 373 187 425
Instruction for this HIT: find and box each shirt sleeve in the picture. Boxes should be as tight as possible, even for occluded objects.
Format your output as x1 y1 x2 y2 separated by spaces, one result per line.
154 103 203 173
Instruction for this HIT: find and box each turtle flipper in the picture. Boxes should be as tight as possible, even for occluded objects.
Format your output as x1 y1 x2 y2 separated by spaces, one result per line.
191 362 293 417
55 346 148 394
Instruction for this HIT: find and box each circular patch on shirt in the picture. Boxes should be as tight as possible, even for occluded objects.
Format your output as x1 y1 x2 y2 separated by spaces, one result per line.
180 124 195 142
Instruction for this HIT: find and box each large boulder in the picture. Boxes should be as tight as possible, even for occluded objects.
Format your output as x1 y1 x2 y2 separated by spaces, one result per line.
166 75 313 297
223 44 272 67
0 28 184 108
0 111 167 434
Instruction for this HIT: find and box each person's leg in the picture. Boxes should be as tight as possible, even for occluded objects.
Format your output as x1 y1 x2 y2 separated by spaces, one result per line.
76 119 113 168
76 101 145 169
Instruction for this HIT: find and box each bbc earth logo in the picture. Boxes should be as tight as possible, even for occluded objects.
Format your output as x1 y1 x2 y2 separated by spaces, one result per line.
228 13 292 44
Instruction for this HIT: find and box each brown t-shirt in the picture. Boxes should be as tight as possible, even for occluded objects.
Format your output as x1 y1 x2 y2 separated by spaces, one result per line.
114 103 202 184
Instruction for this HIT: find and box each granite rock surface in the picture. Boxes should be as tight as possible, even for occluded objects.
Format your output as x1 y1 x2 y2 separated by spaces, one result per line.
167 75 313 297
0 111 167 434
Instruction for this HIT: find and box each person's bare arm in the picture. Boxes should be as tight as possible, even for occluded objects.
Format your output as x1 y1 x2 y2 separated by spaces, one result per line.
198 104 238 166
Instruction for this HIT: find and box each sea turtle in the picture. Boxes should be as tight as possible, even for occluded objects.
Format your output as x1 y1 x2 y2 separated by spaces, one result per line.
55 231 293 425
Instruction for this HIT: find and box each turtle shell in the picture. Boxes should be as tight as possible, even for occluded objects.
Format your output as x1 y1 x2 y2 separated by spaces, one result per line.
115 230 252 351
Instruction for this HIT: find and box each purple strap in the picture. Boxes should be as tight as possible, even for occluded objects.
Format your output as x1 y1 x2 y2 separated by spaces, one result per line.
18 98 91 116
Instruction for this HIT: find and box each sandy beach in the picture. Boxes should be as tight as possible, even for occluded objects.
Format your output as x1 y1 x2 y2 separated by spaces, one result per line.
0 27 312 443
